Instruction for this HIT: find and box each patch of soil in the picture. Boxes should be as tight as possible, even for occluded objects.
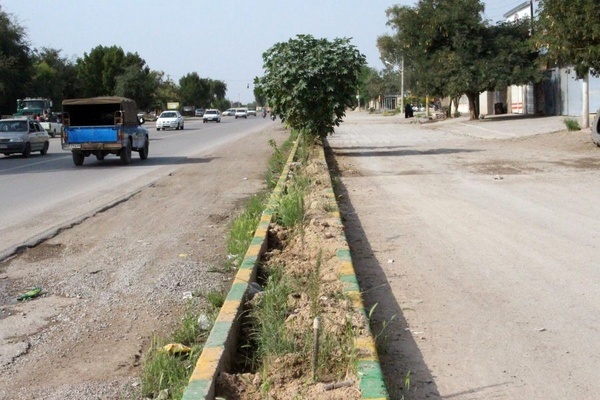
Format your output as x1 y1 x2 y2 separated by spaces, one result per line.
216 145 365 399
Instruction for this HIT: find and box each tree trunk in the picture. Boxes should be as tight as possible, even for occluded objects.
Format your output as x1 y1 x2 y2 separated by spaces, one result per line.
466 92 480 120
451 96 460 117
582 74 590 129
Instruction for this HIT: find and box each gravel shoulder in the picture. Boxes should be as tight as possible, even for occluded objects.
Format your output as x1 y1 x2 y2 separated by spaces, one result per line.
0 123 288 399
328 112 600 399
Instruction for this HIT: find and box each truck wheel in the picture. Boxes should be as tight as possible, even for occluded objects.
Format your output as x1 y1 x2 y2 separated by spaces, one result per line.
72 151 84 166
139 138 149 160
96 153 105 161
22 143 31 158
591 110 600 146
120 139 132 165
40 141 49 155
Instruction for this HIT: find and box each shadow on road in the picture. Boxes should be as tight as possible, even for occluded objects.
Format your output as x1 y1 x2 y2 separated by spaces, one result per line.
333 146 481 158
325 143 441 400
0 156 219 175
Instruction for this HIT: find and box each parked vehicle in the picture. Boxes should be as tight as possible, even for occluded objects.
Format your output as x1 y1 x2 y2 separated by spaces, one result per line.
592 108 600 146
235 108 248 119
195 109 205 117
0 118 50 157
203 109 221 123
61 96 149 166
40 117 62 138
156 110 184 130
182 106 195 116
222 108 236 116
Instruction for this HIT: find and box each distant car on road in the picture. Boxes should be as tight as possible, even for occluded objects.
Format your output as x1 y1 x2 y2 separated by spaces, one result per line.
195 109 204 117
203 109 221 123
0 118 50 157
222 108 236 116
247 108 256 116
156 110 184 131
235 108 248 119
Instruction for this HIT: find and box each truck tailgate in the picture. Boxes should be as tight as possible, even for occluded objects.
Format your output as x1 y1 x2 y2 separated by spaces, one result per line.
65 126 118 143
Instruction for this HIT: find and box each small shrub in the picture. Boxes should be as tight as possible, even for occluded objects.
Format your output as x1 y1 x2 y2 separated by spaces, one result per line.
140 301 213 399
265 132 298 188
564 118 581 131
275 188 304 227
227 193 268 267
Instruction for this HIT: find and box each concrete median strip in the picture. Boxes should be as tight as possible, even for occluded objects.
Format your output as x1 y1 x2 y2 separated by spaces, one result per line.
182 139 389 399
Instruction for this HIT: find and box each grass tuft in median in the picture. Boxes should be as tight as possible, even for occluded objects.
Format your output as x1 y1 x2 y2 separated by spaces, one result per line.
140 290 224 399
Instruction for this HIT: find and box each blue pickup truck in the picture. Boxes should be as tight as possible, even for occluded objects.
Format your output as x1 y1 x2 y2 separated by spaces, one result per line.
61 96 149 166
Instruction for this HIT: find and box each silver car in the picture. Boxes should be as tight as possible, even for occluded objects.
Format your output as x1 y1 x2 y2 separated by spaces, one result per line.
156 110 184 131
0 118 50 158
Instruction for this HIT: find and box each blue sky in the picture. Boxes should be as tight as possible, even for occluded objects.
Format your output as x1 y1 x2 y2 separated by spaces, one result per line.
2 0 519 104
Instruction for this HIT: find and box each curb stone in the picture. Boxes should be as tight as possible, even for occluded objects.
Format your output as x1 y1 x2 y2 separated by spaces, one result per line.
182 138 389 399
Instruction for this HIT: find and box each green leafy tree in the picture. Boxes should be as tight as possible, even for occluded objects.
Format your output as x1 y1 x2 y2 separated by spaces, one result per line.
380 0 541 120
209 79 226 100
31 47 82 105
253 85 266 107
76 45 152 100
178 74 227 109
115 64 158 110
0 5 33 114
536 0 600 77
256 34 366 138
179 72 207 107
154 72 179 110
363 67 385 103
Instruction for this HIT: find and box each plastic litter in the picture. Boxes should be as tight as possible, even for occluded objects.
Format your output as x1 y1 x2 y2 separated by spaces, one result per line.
160 343 191 355
17 287 42 301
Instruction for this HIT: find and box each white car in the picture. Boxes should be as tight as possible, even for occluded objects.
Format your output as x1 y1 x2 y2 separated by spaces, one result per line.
222 108 236 116
235 108 248 119
0 118 50 157
247 108 257 116
203 109 221 123
156 111 184 130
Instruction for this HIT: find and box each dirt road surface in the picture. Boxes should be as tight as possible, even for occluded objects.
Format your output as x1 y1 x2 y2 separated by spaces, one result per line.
328 113 600 399
0 123 287 399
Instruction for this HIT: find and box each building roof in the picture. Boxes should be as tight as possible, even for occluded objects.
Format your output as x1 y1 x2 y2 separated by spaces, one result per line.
503 1 530 19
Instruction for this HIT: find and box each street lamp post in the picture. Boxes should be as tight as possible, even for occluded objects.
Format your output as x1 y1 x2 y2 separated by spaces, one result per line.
384 58 404 112
400 56 404 113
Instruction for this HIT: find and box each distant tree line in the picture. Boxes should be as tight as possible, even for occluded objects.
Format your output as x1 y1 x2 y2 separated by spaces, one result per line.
0 5 230 115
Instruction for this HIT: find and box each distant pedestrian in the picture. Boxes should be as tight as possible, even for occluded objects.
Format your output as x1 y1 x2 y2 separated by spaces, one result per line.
404 103 413 118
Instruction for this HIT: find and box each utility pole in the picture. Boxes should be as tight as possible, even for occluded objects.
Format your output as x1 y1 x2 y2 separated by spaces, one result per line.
530 0 534 36
529 0 536 115
400 56 405 114
384 58 404 113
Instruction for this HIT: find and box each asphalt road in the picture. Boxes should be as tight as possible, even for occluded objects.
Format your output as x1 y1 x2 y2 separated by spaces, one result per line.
0 116 270 260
